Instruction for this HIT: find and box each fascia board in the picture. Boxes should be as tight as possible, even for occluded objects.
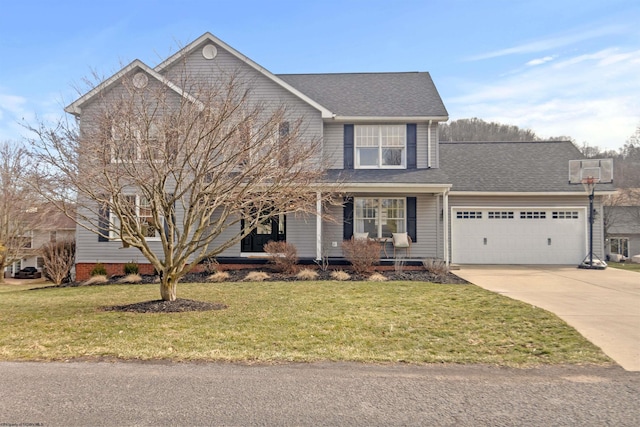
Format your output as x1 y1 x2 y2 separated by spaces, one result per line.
324 183 451 194
449 191 618 196
330 115 449 122
154 32 334 119
65 60 203 116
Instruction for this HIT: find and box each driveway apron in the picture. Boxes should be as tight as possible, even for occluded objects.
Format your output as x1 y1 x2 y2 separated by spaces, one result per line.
454 265 640 371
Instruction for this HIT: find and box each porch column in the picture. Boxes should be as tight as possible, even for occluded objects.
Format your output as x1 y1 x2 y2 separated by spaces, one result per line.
443 189 450 265
316 191 322 260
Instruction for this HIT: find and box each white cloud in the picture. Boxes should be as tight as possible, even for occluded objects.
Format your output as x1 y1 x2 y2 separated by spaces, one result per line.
447 47 640 150
526 56 555 66
465 25 626 61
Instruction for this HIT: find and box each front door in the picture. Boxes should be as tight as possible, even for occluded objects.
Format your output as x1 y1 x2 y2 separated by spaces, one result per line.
241 214 286 252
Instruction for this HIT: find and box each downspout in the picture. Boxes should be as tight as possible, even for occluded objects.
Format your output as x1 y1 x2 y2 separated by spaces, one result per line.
316 191 322 261
443 188 450 265
427 120 432 168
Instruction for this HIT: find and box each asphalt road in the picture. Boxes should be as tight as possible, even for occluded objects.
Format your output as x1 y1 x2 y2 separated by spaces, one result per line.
1 361 638 426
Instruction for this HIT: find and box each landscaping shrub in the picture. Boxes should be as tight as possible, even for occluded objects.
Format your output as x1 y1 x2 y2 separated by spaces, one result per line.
243 271 270 282
341 238 380 274
82 275 108 286
263 241 298 274
40 239 76 285
116 274 142 284
423 258 449 277
123 262 139 275
203 258 220 274
207 271 230 283
330 270 351 281
91 263 107 277
296 268 319 280
368 273 387 282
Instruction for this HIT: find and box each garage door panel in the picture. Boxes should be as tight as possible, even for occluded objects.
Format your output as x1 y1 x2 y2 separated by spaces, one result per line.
452 209 585 264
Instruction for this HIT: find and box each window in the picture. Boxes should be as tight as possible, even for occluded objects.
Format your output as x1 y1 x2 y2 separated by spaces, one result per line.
355 125 405 168
354 198 405 238
610 237 629 257
520 211 546 219
110 195 162 240
19 231 33 249
50 231 57 242
552 211 579 219
111 123 161 163
488 211 514 219
456 211 483 219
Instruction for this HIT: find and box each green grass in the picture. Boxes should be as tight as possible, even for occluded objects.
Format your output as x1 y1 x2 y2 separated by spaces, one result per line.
608 262 640 272
0 281 612 367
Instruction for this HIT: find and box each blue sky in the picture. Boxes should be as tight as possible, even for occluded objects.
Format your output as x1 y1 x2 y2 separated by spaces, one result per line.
1 0 638 151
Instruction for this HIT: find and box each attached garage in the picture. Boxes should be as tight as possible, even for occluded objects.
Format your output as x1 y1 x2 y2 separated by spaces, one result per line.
451 208 587 264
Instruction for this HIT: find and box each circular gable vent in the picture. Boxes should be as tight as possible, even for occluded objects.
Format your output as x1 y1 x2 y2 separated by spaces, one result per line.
202 44 218 60
132 72 148 89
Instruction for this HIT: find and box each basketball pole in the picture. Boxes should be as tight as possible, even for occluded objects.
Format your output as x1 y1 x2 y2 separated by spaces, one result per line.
578 177 606 270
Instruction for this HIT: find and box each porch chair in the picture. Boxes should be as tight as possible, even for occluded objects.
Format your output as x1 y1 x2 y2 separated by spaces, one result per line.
392 232 412 258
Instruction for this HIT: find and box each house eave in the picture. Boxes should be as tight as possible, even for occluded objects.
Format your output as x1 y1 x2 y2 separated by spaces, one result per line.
449 191 618 197
329 115 449 123
325 183 451 194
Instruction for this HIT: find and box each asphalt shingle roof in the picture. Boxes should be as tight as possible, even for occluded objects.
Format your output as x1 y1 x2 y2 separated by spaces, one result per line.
439 141 616 193
278 72 448 118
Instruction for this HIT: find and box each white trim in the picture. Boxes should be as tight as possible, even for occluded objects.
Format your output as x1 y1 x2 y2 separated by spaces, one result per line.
154 32 334 119
65 60 203 116
330 116 448 123
443 189 449 265
427 120 432 169
449 191 617 196
354 124 406 169
336 183 451 193
239 252 270 258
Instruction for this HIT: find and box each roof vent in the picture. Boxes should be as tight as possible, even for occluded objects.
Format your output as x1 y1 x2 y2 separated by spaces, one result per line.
202 44 218 60
132 72 148 89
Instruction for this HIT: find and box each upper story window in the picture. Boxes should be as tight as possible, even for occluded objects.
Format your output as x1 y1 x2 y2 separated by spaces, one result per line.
111 123 162 163
355 125 406 169
109 194 162 241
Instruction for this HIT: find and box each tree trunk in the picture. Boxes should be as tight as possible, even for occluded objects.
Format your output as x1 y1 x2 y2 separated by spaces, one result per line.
160 275 177 301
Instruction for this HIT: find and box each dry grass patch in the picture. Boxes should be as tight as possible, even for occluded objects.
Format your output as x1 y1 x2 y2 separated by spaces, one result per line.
82 275 108 286
116 274 142 284
296 269 318 280
368 273 387 282
207 272 231 283
330 270 351 281
243 271 270 282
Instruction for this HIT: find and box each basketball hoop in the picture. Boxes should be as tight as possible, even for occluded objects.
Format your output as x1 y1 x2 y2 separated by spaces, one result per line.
581 176 597 195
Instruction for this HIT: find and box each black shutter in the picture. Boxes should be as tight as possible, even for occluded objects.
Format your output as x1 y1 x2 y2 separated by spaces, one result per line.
98 201 110 242
344 124 354 169
407 197 417 243
279 122 290 167
407 124 417 169
343 197 354 240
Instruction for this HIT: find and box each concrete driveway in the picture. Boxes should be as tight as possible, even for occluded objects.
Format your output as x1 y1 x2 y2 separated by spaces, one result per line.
454 265 640 371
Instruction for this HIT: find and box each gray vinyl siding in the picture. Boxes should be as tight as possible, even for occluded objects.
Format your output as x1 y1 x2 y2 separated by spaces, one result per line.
321 194 441 259
447 195 606 260
284 213 318 258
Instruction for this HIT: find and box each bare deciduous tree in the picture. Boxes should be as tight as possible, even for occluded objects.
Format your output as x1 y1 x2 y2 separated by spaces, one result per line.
41 240 76 285
29 67 334 301
0 141 42 283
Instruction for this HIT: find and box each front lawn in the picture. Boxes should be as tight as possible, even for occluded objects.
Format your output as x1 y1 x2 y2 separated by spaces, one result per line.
608 262 640 272
0 281 612 366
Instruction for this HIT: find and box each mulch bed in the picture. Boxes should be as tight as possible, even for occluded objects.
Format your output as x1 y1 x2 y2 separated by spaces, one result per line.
36 268 469 313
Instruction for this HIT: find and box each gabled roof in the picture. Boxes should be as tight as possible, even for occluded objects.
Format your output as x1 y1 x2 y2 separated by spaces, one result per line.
65 60 203 116
154 32 334 119
278 72 449 120
439 141 617 193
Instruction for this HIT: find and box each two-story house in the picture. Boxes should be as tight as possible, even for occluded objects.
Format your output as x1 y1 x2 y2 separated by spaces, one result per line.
66 33 614 279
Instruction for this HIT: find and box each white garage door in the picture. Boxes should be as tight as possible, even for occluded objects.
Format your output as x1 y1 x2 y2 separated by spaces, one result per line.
451 208 586 264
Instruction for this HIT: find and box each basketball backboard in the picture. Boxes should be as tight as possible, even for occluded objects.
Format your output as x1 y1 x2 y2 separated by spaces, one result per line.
568 159 613 184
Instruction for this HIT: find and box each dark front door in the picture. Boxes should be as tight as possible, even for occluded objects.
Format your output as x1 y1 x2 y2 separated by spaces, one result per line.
241 214 286 252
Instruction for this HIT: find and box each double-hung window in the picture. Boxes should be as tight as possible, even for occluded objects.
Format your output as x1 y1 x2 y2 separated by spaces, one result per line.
110 195 162 240
354 198 406 238
610 237 629 257
111 123 161 163
355 125 405 168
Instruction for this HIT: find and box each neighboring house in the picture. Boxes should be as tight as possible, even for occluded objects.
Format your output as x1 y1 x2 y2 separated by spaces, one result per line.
604 189 640 261
65 32 615 278
4 206 75 277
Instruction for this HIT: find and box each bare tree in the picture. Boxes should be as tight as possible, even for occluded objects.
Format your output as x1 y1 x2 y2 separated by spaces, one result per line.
0 141 43 283
28 66 334 301
41 240 76 285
